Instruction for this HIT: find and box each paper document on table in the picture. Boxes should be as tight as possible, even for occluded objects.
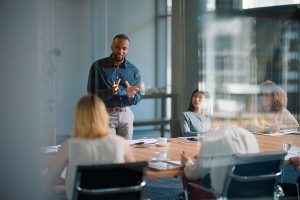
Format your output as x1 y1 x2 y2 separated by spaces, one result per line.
253 127 300 136
148 161 182 170
42 145 60 154
264 131 294 136
253 130 299 136
167 160 182 166
128 138 158 145
285 146 300 160
279 129 300 135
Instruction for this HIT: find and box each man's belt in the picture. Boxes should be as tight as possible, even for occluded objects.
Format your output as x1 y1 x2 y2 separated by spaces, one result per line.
107 107 127 112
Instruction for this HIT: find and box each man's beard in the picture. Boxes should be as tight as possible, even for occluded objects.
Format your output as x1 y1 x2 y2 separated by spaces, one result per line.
113 55 124 62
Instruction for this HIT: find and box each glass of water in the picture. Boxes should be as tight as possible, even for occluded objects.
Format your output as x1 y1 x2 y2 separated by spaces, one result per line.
283 143 292 152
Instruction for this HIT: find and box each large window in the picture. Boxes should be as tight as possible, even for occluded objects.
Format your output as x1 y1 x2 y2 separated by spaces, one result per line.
155 0 172 120
198 1 300 128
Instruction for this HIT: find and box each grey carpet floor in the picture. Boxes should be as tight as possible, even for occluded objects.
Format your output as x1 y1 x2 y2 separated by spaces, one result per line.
144 177 183 200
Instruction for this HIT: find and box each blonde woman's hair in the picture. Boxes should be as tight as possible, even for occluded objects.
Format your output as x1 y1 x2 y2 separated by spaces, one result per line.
260 80 287 112
72 95 109 139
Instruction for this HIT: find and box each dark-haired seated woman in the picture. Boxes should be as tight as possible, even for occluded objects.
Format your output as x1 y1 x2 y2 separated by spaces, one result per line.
183 89 212 136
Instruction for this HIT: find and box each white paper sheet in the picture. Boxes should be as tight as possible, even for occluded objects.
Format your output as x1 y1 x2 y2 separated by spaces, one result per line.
42 145 60 154
128 138 158 145
148 161 182 170
285 145 300 160
253 130 300 136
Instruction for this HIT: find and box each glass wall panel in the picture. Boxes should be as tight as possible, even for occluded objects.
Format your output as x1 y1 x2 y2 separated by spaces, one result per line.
198 2 300 132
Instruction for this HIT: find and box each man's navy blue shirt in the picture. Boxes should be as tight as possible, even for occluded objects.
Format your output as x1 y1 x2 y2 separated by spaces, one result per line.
87 55 142 108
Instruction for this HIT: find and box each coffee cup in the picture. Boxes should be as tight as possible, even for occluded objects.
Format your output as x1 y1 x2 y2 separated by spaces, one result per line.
157 137 168 146
155 152 167 161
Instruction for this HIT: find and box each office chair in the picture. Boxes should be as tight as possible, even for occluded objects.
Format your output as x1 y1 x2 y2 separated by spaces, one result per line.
72 161 148 200
185 151 286 200
169 119 182 138
279 176 300 200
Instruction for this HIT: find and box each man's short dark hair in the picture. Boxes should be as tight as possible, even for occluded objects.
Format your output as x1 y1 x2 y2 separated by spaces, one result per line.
113 34 130 42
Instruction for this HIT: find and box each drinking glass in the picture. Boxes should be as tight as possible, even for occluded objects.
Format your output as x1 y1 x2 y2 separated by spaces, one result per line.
283 142 292 152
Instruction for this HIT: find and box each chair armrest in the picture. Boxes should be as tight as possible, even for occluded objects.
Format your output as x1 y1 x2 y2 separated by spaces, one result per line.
230 169 282 182
184 182 217 200
76 181 146 195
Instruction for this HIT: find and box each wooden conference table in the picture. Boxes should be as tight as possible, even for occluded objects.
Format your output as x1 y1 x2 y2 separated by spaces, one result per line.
132 134 300 179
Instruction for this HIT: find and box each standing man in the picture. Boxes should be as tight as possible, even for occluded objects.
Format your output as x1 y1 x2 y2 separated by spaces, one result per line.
87 34 142 139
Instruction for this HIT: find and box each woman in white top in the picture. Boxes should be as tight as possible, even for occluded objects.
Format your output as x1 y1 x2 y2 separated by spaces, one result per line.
180 126 260 195
44 95 135 199
183 90 212 136
255 80 299 132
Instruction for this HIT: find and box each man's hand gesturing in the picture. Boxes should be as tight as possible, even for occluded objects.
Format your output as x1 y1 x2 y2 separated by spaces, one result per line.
112 79 121 95
125 81 141 98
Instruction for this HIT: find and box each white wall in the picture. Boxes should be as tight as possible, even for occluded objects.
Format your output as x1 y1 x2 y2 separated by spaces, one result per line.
95 0 157 123
0 0 42 199
0 0 157 197
46 0 156 138
53 0 94 138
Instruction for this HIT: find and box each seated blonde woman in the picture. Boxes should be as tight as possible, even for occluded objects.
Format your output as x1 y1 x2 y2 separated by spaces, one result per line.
255 80 299 133
44 95 135 200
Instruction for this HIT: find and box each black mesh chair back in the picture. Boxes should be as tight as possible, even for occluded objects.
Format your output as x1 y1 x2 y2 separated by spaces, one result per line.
72 161 148 200
169 119 182 138
223 151 286 200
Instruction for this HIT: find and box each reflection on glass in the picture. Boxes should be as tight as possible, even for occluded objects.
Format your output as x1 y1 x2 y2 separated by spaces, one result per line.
198 1 300 130
255 80 299 133
242 0 300 9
